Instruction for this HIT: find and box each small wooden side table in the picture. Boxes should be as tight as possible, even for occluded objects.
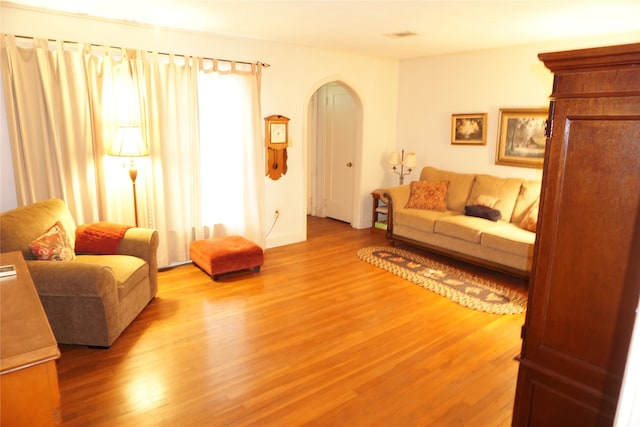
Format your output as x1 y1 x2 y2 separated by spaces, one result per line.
371 189 389 233
1 251 62 426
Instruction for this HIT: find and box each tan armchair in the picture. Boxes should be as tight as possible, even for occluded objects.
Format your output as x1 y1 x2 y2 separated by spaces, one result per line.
0 198 158 347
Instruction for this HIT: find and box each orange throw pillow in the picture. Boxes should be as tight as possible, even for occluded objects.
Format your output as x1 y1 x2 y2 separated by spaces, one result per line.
404 181 449 211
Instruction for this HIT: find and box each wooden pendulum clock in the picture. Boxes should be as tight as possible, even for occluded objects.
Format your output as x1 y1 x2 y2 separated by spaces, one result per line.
265 115 289 180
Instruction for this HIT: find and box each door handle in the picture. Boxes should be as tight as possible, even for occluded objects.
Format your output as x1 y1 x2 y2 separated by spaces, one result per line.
346 162 353 167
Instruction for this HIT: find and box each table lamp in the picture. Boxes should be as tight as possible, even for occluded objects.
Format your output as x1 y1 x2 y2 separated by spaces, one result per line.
388 149 416 185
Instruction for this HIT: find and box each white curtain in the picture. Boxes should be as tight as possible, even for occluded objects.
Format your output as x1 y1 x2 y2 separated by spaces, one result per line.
1 35 266 267
0 36 145 224
0 36 101 224
144 53 202 265
86 48 148 224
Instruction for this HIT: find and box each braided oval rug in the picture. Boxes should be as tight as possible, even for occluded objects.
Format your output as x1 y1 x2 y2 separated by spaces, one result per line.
357 246 527 315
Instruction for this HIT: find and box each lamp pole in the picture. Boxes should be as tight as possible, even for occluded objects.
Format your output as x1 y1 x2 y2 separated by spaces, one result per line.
128 159 139 227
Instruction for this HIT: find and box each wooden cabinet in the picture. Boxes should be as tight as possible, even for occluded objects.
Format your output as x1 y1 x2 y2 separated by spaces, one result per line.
512 43 640 426
1 252 61 426
371 189 389 232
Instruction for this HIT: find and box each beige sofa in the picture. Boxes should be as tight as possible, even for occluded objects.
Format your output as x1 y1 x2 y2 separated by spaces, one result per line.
0 198 159 347
384 166 540 278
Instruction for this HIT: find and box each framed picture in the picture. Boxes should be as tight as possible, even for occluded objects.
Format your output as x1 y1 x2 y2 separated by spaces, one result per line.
451 113 487 145
495 108 548 168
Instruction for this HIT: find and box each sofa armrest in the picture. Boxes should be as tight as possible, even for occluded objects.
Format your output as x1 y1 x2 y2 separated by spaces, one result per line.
384 184 410 236
26 260 116 298
118 228 159 297
384 184 410 211
117 228 158 263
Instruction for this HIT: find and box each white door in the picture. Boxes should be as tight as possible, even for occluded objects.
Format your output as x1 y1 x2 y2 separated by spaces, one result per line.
323 84 356 223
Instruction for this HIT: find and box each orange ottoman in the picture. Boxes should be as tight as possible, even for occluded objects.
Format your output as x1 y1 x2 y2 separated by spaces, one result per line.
190 236 263 281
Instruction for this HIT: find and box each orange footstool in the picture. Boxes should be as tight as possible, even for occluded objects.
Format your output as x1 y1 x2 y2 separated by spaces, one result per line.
189 236 263 281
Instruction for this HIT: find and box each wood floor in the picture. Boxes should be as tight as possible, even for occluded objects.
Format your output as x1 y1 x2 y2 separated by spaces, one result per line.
56 216 528 426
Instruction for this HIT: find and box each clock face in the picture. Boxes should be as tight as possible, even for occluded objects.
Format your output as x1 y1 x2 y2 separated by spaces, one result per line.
270 123 287 143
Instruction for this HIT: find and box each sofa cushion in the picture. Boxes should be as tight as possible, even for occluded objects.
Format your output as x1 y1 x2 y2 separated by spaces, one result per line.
404 180 449 211
434 215 504 243
473 194 500 208
29 221 76 261
466 174 523 223
395 208 453 233
481 224 536 257
511 179 542 224
420 166 475 212
464 205 502 221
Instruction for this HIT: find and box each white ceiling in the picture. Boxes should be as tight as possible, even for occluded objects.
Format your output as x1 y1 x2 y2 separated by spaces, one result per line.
4 0 640 59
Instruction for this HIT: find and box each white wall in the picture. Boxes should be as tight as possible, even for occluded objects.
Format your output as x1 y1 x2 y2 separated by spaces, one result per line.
0 4 399 245
396 32 640 182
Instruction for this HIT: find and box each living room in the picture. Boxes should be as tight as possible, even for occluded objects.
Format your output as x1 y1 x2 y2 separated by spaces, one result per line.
1 1 640 426
2 2 639 242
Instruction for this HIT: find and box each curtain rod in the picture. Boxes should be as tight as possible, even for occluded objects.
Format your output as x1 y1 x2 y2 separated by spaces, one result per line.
12 34 270 68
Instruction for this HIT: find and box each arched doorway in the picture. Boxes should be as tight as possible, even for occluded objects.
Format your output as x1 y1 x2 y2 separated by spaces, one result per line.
307 81 362 224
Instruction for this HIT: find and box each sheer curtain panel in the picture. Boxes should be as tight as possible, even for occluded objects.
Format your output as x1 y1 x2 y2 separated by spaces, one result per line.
144 53 202 265
197 61 266 249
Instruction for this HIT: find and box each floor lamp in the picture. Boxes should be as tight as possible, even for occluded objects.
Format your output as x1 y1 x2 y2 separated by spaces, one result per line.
108 125 149 226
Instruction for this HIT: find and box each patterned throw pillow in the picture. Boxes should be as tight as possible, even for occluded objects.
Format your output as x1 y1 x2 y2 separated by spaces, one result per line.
520 199 540 232
404 180 449 211
29 221 76 261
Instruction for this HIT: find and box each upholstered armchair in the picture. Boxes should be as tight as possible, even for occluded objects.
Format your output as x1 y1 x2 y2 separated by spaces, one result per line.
0 198 158 347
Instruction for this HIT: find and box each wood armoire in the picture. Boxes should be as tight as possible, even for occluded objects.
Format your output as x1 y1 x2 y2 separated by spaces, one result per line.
512 43 640 426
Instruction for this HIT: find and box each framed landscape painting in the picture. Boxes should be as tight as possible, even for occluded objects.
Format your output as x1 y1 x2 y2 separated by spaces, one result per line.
495 108 548 168
451 113 487 145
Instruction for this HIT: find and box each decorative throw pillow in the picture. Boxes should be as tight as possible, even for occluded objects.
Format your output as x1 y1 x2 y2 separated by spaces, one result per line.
464 205 502 221
474 194 499 209
29 221 76 261
520 199 539 232
404 180 449 211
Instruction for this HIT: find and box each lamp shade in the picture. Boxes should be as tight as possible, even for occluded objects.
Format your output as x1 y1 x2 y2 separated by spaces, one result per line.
388 151 401 165
109 125 149 157
403 152 417 168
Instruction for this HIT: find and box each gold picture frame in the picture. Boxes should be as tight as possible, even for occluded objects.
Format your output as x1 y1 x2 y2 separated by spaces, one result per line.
451 113 487 145
495 108 548 168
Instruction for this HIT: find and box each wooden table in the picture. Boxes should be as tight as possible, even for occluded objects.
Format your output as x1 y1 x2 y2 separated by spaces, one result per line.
1 251 61 426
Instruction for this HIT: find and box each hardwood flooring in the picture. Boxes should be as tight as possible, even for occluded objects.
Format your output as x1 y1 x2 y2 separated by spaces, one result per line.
56 216 528 426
